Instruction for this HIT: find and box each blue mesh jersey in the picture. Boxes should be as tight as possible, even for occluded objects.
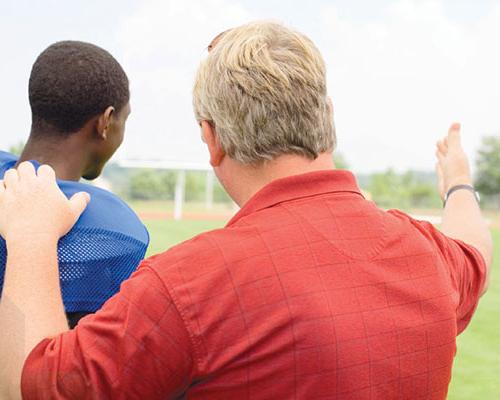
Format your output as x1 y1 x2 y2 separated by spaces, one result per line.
0 151 149 313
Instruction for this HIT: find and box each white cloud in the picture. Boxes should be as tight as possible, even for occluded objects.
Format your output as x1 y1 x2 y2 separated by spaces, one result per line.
317 0 500 172
113 0 251 164
2 0 498 174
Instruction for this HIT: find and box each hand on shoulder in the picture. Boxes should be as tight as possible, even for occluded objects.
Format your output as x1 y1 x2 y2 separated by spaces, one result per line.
0 162 90 243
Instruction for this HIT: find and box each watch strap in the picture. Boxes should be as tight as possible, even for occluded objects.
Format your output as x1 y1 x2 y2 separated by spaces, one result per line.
443 184 479 207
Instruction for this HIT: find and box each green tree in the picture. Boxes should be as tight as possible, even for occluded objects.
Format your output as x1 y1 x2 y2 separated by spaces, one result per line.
159 171 176 199
475 136 500 196
408 182 439 208
368 169 439 209
185 172 205 202
368 168 404 207
8 141 25 156
129 170 170 200
333 152 349 170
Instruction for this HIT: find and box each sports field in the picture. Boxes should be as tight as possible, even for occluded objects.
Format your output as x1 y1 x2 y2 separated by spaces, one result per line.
134 202 499 399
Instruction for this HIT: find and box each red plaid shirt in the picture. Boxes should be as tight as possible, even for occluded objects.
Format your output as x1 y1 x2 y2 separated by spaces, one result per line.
22 170 486 399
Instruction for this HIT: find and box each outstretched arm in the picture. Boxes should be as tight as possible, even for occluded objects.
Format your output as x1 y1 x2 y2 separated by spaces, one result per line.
436 123 493 294
0 162 89 399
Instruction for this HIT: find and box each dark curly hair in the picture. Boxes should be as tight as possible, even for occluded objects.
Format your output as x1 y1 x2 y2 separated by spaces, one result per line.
29 41 129 136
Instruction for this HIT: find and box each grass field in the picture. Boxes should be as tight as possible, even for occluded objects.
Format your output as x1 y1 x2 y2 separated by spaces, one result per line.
143 219 224 255
135 202 499 399
448 229 500 399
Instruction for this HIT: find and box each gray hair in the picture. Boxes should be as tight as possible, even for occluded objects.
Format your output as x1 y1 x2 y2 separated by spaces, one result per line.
193 21 336 164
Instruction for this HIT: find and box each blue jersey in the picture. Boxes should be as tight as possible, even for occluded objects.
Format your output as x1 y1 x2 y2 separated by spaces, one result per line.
0 151 149 313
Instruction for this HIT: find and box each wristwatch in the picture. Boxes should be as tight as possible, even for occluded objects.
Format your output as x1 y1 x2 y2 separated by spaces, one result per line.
443 184 480 207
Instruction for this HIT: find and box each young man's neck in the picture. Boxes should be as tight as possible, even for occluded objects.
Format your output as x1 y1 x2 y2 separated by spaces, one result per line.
18 136 87 181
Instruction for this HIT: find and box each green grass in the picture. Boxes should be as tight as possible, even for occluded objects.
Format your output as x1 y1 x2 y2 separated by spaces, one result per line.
141 212 499 398
144 219 225 255
447 229 500 399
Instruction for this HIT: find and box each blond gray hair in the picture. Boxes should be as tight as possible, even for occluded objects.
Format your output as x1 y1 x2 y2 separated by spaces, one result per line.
193 21 336 164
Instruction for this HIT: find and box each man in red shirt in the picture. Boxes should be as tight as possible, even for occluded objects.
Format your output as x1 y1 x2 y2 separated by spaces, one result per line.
0 21 493 399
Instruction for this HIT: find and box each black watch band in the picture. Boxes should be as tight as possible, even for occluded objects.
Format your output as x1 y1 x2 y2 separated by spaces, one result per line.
443 184 480 207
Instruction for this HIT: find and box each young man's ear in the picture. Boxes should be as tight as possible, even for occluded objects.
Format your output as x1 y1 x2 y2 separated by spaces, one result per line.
96 106 115 140
201 121 226 167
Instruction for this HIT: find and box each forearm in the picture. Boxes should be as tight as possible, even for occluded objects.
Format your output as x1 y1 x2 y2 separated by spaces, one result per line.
441 190 493 289
0 236 68 399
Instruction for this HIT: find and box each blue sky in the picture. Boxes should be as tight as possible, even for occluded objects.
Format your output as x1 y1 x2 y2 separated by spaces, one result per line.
1 0 499 173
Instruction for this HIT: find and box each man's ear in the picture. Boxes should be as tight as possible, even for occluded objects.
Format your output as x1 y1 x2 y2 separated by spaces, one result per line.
96 106 115 140
201 121 226 167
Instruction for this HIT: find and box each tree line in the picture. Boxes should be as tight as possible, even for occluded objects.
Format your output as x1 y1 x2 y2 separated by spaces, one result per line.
8 136 500 209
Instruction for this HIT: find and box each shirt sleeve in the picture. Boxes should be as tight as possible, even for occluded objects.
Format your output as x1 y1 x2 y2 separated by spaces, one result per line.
389 210 487 334
21 261 195 400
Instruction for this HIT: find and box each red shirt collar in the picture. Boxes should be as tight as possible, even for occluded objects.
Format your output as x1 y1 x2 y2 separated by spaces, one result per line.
227 169 363 226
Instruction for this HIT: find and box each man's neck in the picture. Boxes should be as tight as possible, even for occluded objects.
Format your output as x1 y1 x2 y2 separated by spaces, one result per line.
221 153 336 207
18 137 87 181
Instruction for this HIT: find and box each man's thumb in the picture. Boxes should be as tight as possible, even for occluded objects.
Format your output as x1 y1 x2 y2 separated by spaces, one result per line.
447 122 462 148
69 192 90 219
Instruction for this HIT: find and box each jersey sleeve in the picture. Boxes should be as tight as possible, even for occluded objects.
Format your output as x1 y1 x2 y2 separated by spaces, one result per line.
57 225 147 313
56 182 149 313
0 159 150 315
21 262 195 400
388 210 487 334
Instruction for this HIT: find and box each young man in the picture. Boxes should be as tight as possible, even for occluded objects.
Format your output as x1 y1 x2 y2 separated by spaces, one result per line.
0 22 493 399
0 41 149 328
